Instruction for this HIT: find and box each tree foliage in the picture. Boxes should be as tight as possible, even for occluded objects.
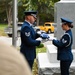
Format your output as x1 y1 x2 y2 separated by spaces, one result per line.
0 0 12 26
18 0 60 24
0 0 60 25
0 0 12 12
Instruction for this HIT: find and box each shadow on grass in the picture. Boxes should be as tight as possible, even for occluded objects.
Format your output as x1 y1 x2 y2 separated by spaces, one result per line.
32 59 38 75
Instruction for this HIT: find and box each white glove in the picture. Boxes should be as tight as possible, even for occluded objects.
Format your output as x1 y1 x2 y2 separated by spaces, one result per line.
40 33 49 39
48 36 57 41
37 31 41 35
36 38 42 42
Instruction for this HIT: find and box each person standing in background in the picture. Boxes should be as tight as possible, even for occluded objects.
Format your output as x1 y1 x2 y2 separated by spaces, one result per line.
49 17 73 75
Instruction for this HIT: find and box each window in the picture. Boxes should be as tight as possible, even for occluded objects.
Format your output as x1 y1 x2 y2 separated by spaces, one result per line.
45 24 51 26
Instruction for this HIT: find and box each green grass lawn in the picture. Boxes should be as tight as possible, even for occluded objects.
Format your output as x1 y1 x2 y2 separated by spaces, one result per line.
0 24 8 36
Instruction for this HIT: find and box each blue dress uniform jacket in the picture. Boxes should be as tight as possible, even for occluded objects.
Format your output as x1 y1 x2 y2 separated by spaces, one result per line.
20 21 41 60
53 29 73 60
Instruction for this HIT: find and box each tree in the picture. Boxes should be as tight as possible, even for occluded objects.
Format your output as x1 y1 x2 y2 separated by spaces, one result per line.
0 0 60 25
18 0 60 24
0 0 12 26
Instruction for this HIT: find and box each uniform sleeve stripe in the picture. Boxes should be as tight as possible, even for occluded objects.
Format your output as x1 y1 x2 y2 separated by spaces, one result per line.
64 33 71 47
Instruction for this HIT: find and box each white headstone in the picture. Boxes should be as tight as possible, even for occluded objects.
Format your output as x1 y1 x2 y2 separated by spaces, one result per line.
54 1 75 49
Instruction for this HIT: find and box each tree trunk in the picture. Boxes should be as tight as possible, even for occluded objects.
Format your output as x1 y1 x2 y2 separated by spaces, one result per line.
6 5 12 27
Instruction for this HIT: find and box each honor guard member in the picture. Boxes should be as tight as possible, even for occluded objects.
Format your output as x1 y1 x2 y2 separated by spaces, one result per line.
49 17 74 75
20 11 49 70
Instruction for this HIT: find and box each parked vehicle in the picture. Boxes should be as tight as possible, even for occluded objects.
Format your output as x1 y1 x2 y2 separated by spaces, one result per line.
4 22 23 37
4 22 41 37
38 22 55 34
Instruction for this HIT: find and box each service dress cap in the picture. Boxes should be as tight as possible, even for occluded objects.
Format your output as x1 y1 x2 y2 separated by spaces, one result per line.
24 11 37 18
61 17 73 24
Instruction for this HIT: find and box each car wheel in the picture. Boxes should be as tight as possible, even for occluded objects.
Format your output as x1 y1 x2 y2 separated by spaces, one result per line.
48 30 51 34
36 29 40 32
8 34 12 37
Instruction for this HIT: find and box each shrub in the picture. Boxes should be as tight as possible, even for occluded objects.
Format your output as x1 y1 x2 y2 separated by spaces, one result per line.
36 43 44 48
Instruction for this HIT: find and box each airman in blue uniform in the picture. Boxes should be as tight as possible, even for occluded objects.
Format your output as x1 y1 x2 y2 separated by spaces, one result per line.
49 17 74 75
20 11 49 70
20 11 41 70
